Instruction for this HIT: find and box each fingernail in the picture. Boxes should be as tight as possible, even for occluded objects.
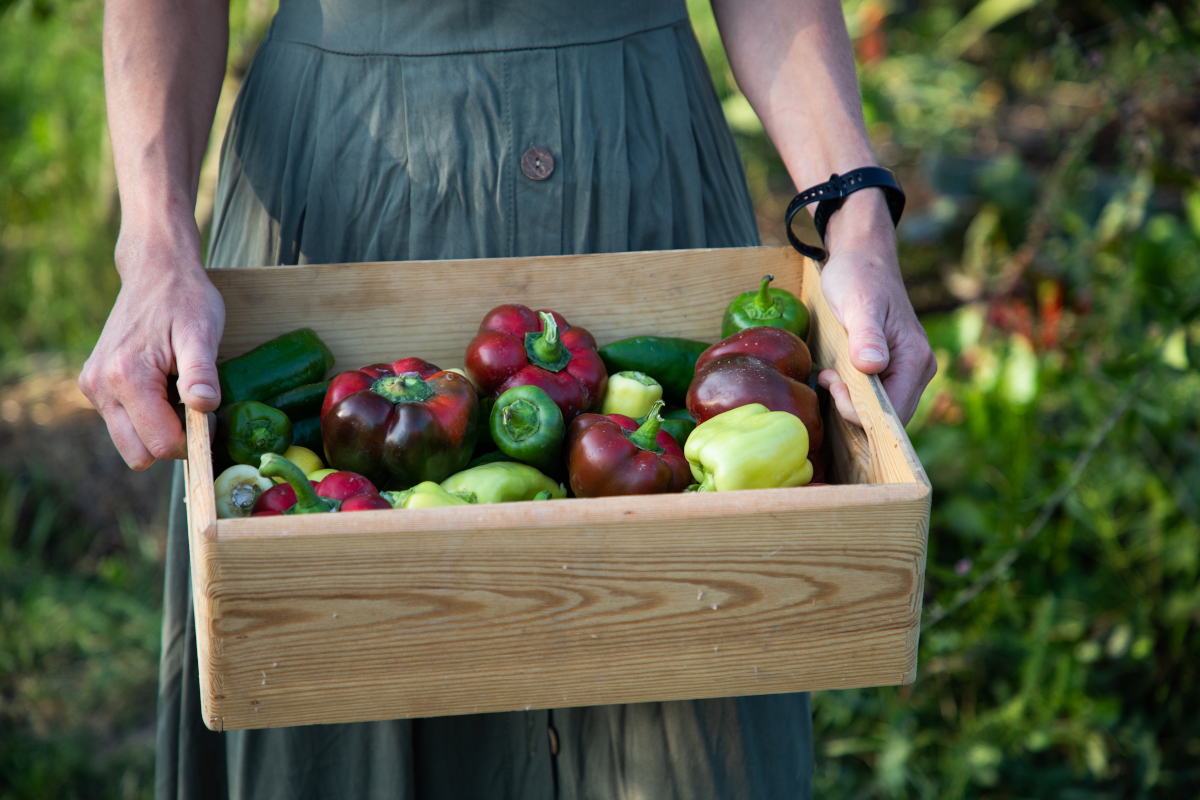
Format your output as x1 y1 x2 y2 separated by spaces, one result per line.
858 348 886 363
190 383 218 400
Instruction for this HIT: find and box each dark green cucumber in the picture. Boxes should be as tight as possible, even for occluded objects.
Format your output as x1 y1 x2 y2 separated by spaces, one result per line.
266 380 331 419
598 336 711 405
217 329 334 406
290 416 323 452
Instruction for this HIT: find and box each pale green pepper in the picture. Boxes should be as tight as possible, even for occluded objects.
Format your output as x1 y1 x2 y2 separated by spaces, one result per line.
599 371 663 418
440 462 567 503
382 482 474 509
684 404 812 492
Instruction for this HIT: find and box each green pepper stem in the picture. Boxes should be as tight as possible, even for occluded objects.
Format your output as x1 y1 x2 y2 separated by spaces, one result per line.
372 374 435 404
627 399 666 452
529 311 567 365
501 399 541 442
754 274 776 312
259 453 335 514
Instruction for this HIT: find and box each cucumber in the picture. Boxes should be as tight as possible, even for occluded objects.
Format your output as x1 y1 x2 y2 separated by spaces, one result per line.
266 380 331 419
217 329 334 406
290 416 323 452
598 336 711 406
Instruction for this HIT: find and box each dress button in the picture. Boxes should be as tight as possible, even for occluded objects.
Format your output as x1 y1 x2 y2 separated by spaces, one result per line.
547 724 559 755
522 147 554 181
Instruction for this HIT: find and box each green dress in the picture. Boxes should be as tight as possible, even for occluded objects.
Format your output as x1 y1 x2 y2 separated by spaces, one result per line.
157 1 814 797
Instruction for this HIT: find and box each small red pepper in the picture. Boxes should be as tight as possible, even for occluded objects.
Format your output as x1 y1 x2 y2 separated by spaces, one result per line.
251 471 382 514
465 304 607 422
340 493 393 511
315 471 378 501
565 401 692 497
687 327 822 453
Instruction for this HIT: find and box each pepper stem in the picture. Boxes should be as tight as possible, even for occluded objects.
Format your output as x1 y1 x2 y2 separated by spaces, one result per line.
626 400 666 452
501 399 541 442
525 311 571 371
754 274 776 312
372 374 435 404
259 453 336 514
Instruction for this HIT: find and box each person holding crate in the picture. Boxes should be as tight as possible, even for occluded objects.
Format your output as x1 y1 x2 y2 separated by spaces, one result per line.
81 0 937 797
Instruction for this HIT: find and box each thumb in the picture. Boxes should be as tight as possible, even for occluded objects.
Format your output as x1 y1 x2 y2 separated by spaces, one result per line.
839 297 891 375
174 326 222 411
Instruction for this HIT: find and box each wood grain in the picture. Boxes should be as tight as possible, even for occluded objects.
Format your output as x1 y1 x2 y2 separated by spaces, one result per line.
187 246 932 730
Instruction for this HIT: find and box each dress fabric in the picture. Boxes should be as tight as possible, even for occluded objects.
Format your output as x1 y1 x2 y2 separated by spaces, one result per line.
157 1 814 797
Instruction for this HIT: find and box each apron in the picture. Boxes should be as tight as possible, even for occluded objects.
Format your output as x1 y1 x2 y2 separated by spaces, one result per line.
157 1 814 796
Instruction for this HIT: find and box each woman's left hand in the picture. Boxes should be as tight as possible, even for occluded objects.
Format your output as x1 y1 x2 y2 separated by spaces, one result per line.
816 190 937 426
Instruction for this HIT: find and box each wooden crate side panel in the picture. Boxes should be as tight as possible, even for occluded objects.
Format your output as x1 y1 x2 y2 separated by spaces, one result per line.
210 248 800 371
184 408 222 727
200 498 928 730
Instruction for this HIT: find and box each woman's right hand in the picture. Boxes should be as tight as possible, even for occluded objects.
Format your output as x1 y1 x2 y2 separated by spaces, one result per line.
79 223 225 470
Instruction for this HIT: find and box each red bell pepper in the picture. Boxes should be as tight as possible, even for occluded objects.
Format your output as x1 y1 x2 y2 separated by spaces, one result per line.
322 366 479 488
565 401 692 497
464 304 606 422
687 328 823 453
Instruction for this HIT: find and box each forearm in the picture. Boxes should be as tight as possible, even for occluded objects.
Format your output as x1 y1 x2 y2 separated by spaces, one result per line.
711 0 889 251
103 0 228 269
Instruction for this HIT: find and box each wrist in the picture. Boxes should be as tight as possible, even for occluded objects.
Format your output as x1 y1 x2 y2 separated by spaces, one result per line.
822 188 895 256
115 212 205 284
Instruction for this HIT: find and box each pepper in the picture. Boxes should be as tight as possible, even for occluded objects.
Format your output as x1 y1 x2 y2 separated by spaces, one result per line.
383 482 475 509
565 400 692 498
214 464 273 519
322 365 479 489
266 380 331 419
597 336 710 406
223 401 293 465
721 274 810 340
290 416 323 452
218 328 334 406
489 385 565 474
258 453 339 514
599 371 663 418
440 462 566 503
464 305 607 421
687 327 823 454
684 404 813 492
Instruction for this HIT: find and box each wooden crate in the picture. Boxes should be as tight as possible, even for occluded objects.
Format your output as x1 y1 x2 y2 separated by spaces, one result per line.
184 246 930 732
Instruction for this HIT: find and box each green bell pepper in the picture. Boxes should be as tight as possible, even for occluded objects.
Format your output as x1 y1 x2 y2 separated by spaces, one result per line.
440 462 567 503
684 403 812 492
490 385 565 474
721 274 810 340
224 401 293 466
382 482 474 509
600 371 663 418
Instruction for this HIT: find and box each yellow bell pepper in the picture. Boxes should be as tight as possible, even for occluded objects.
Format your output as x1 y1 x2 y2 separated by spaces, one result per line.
599 370 663 418
684 403 812 492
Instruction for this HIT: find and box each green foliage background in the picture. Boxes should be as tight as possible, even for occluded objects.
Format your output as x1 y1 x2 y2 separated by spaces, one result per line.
2 0 1199 797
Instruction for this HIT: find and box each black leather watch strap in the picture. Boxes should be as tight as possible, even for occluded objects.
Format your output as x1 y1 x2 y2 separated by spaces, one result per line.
785 167 906 260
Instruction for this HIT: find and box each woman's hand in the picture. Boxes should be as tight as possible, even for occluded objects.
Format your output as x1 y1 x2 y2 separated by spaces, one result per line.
817 190 936 426
88 0 229 468
79 225 225 470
